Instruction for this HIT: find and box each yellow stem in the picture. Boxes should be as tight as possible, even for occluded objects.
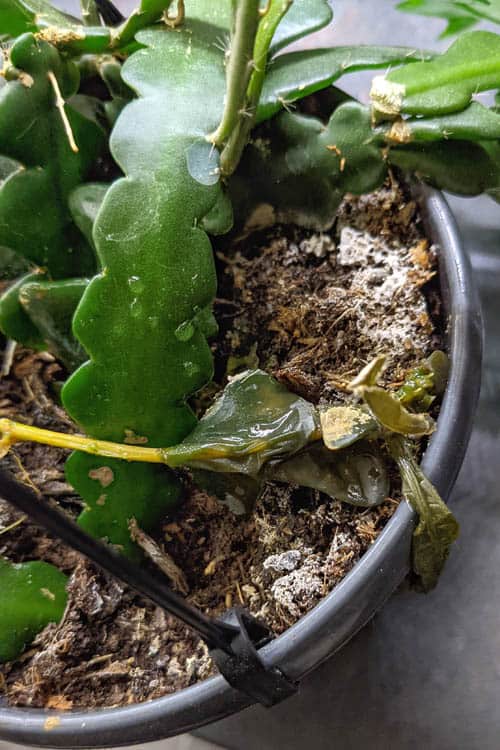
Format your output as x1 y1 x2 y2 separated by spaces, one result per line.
47 71 79 153
0 420 324 469
0 419 166 464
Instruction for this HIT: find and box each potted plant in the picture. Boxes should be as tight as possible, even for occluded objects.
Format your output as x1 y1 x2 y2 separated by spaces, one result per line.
0 0 493 744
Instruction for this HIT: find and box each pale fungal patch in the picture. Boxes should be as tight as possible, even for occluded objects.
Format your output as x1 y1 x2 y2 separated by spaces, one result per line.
337 216 430 361
320 406 373 444
297 233 336 259
96 494 107 506
88 466 114 487
270 555 324 619
123 429 149 445
370 76 406 117
263 549 302 575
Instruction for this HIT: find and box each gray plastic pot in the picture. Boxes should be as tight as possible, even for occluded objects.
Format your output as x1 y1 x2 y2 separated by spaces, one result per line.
0 184 482 748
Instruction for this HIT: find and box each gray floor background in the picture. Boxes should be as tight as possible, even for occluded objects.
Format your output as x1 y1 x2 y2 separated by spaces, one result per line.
2 2 500 749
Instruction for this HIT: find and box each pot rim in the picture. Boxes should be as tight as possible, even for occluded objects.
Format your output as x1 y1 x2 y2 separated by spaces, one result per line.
0 185 483 748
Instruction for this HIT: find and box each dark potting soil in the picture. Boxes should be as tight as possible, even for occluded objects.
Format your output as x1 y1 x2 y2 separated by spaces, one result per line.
0 182 442 709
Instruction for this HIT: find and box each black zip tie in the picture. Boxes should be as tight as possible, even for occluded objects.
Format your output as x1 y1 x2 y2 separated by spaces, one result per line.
0 465 296 706
94 0 124 26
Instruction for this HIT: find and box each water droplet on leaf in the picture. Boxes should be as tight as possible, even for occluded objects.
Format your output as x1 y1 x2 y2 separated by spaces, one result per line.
130 298 142 318
184 361 200 377
128 275 144 294
175 320 195 341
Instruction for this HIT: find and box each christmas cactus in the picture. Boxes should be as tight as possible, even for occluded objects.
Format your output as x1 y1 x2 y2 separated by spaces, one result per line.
0 0 498 660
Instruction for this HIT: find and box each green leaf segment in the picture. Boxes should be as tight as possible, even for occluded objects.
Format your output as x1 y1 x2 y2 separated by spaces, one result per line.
0 0 80 38
257 45 432 122
0 33 105 350
0 0 496 659
397 0 500 37
0 557 67 662
59 0 338 555
61 17 229 557
0 34 103 277
371 31 500 116
369 30 500 200
387 436 459 592
232 102 387 229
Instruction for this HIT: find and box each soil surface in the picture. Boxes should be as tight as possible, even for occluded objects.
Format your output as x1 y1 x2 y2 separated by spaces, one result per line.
0 182 442 710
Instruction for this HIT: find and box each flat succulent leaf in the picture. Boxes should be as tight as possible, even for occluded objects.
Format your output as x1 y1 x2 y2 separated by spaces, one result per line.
384 102 500 144
349 355 387 389
427 350 449 395
166 369 320 474
0 0 78 37
0 0 112 52
199 440 389 513
62 20 228 556
267 441 390 508
389 138 500 195
349 355 435 436
181 0 231 28
113 0 175 47
232 103 386 230
0 34 104 277
77 55 134 127
269 0 332 54
0 246 29 280
397 350 449 409
0 272 89 366
66 93 105 131
397 366 436 410
0 0 38 36
258 46 430 123
186 0 332 54
397 0 500 36
320 405 378 450
371 31 500 117
277 102 386 196
97 56 134 100
68 182 109 251
199 188 234 236
0 557 67 663
356 385 435 436
0 271 45 349
20 278 88 371
0 155 20 181
388 436 459 591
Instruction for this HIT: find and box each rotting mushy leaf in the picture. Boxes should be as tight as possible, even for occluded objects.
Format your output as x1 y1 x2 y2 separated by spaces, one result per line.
320 405 378 450
166 369 320 474
387 435 459 591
